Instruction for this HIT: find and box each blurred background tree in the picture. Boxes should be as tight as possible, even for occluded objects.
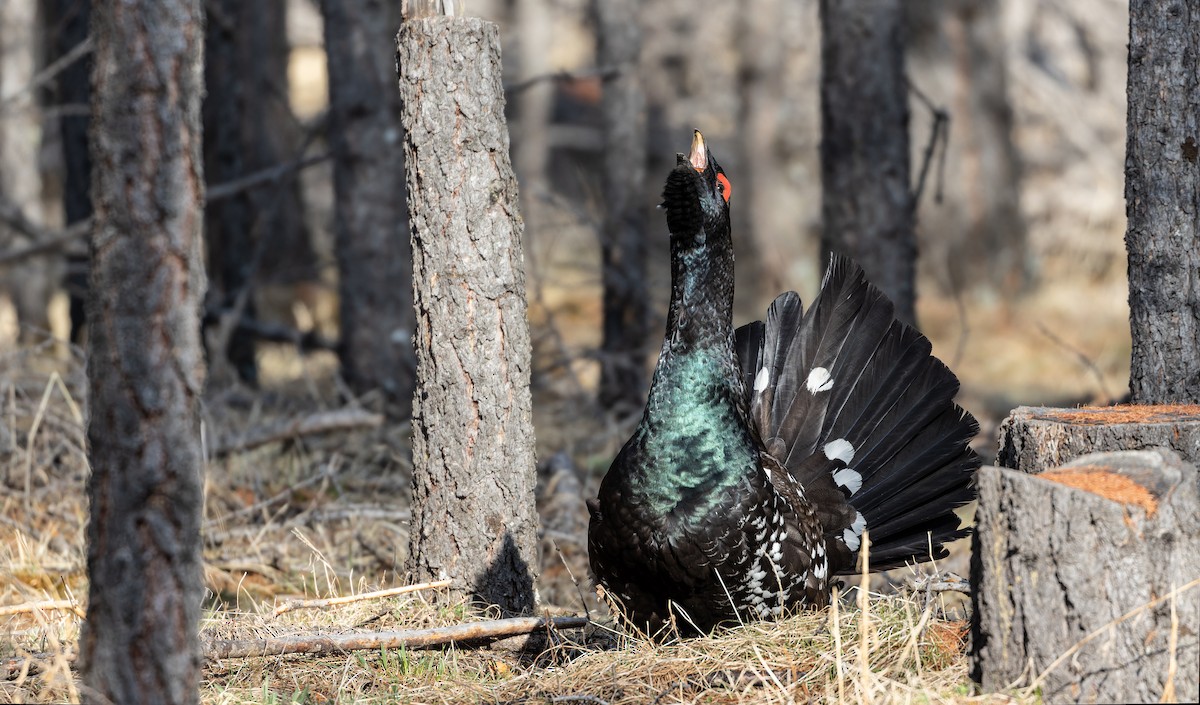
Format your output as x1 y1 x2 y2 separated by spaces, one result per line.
0 0 1136 461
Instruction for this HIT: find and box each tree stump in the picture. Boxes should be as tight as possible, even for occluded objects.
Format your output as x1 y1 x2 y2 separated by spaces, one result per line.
998 404 1200 474
972 449 1200 703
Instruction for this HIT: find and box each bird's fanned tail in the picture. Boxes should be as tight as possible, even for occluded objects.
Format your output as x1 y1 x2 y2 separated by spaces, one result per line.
735 253 979 575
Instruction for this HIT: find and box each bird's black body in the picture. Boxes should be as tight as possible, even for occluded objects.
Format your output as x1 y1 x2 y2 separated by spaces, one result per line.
587 131 979 634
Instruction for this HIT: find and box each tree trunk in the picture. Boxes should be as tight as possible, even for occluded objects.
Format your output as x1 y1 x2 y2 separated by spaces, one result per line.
0 0 55 344
906 0 1028 296
398 15 539 615
972 451 1200 702
1125 0 1200 404
81 1 206 703
321 0 415 415
594 0 651 411
819 0 916 324
511 0 553 245
202 0 314 385
39 0 90 342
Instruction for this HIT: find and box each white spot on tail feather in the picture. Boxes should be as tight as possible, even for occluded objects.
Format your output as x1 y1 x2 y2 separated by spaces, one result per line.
754 367 770 393
832 467 863 494
823 438 855 464
842 511 867 552
806 367 833 393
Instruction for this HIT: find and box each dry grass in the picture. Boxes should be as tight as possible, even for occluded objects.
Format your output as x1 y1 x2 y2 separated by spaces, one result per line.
0 339 1034 705
0 257 1138 705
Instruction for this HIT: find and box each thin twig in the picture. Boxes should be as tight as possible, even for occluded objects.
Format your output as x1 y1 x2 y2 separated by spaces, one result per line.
1034 322 1116 402
204 616 589 659
209 408 383 458
0 600 84 619
0 37 93 110
207 152 331 203
505 65 620 95
203 457 341 530
273 579 452 616
908 79 950 206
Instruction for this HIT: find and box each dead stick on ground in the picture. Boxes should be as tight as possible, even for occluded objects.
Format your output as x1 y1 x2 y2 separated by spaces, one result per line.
273 579 452 617
210 408 383 458
0 600 84 619
205 616 590 659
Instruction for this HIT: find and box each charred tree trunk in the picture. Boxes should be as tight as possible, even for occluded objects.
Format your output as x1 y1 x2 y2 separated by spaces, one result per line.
819 0 916 324
203 0 314 385
81 1 206 702
1125 0 1200 404
594 0 651 411
321 0 415 414
398 15 539 614
39 0 91 342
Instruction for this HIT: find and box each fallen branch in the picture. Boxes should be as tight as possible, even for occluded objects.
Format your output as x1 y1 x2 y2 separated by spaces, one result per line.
273 579 452 617
209 408 383 458
2 650 75 680
0 600 84 619
204 615 589 659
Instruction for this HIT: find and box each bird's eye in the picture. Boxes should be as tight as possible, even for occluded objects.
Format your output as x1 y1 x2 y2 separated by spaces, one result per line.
716 173 732 203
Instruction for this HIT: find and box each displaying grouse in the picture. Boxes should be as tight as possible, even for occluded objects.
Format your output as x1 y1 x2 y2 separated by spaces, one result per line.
587 130 980 634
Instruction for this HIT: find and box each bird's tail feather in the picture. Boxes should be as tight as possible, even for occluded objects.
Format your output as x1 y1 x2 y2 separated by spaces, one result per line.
734 253 979 575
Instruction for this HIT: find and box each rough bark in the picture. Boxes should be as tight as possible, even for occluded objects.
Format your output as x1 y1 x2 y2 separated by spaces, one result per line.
997 404 1200 473
819 0 916 324
1125 0 1200 404
594 0 650 411
0 0 55 343
906 0 1028 295
81 1 206 703
321 0 415 414
203 0 314 385
972 451 1200 702
398 17 539 615
39 0 91 342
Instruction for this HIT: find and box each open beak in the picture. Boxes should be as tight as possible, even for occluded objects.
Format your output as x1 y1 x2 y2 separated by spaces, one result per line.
689 129 707 172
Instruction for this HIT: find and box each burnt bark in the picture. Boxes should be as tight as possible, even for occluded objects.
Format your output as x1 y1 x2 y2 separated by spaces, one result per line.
203 0 314 385
594 0 651 411
819 0 916 324
972 451 1200 702
39 0 91 342
321 0 415 414
997 404 1200 473
398 16 539 615
81 0 206 703
1125 0 1200 404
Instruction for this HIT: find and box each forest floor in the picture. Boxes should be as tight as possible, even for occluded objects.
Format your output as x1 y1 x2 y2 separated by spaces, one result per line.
0 268 1130 704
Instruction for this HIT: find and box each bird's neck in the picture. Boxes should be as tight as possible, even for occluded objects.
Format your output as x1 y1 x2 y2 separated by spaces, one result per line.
632 227 755 514
644 228 743 422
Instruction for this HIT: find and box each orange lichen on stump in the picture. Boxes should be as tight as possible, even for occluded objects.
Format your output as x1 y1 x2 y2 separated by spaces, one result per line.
1032 404 1200 425
1039 466 1158 516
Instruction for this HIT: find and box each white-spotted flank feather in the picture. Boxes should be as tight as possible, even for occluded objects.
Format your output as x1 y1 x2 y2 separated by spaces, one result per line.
842 511 867 551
